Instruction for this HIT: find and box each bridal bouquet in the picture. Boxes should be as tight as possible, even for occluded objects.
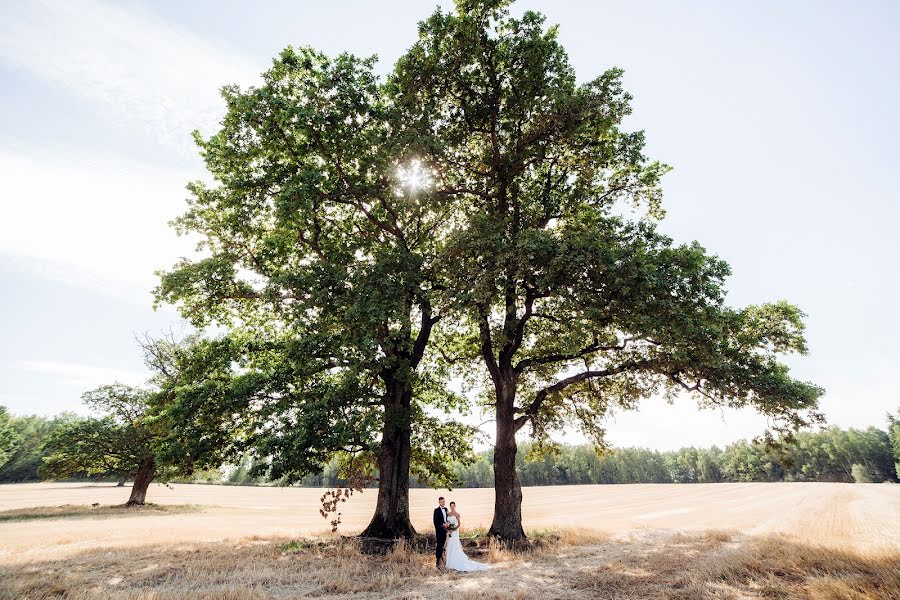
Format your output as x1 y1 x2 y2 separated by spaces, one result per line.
446 522 458 532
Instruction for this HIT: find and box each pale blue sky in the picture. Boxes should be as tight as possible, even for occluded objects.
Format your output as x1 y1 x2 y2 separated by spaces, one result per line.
1 1 898 450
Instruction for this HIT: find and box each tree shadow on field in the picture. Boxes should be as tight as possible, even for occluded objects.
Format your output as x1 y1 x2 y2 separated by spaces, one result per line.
0 503 203 523
35 484 125 490
0 531 897 600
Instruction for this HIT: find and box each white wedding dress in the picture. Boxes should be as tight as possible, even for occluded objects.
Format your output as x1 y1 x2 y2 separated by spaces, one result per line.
444 515 490 572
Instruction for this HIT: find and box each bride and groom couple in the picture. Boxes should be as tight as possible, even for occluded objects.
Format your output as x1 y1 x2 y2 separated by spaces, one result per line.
433 496 491 572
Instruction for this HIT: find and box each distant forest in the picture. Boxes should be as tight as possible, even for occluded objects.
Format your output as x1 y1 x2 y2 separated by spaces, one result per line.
289 425 899 488
2 410 898 487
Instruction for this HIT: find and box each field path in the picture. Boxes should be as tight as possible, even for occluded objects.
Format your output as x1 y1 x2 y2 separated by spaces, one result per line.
1 482 897 561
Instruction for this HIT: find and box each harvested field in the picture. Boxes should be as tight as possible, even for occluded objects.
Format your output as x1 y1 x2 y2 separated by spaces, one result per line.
1 482 898 599
2 482 897 557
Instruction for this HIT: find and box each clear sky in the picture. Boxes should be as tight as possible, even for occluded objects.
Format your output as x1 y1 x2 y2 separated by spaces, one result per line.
1 0 898 451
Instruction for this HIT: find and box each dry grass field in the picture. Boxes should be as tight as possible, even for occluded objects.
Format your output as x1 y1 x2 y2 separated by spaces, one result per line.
1 482 898 599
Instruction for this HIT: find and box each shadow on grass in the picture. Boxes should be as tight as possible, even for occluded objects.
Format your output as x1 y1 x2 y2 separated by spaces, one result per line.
351 526 608 556
0 503 205 523
16 484 126 490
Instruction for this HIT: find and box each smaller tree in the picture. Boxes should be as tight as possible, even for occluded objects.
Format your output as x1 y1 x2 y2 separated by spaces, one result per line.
40 331 245 506
41 417 129 483
42 384 158 506
0 406 20 468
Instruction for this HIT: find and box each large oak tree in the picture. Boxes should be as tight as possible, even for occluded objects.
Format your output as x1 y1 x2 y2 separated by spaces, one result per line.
153 48 475 538
393 0 825 541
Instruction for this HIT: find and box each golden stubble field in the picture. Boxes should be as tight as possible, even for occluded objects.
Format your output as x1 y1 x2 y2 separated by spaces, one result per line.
2 482 899 599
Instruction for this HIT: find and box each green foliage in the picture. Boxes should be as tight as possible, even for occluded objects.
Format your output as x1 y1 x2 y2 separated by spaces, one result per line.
224 453 268 486
183 466 224 483
40 384 156 482
719 427 896 483
151 39 478 496
0 406 19 468
141 1 824 538
697 446 724 483
388 0 824 464
889 409 900 479
851 463 873 484
664 447 700 483
144 334 262 479
37 334 255 494
41 417 134 480
449 426 898 486
0 413 78 482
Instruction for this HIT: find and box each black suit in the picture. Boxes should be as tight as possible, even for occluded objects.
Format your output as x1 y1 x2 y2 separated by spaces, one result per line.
433 506 448 566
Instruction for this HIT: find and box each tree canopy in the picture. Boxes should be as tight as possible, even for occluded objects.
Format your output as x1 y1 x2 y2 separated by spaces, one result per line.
385 0 824 540
41 416 140 481
151 0 823 541
41 384 160 505
153 46 478 537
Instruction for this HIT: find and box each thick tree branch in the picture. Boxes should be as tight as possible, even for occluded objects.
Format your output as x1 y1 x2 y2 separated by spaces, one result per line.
668 372 718 403
410 297 440 367
478 308 501 384
514 357 659 430
514 337 633 374
508 294 535 358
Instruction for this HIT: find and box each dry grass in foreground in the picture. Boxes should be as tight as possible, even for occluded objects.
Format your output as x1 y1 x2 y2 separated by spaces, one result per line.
0 503 204 523
1 528 897 600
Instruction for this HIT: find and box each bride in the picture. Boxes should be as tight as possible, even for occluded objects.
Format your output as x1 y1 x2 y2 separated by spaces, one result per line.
444 502 491 572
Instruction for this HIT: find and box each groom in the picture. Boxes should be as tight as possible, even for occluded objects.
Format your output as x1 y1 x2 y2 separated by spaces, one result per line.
433 496 449 569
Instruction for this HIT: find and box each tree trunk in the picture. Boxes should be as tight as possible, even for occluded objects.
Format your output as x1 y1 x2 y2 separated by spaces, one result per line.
117 474 126 487
488 378 527 542
360 378 415 539
126 457 155 506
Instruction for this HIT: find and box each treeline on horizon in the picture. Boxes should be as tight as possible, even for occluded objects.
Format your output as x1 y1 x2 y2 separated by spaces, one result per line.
3 408 896 487
292 425 899 487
